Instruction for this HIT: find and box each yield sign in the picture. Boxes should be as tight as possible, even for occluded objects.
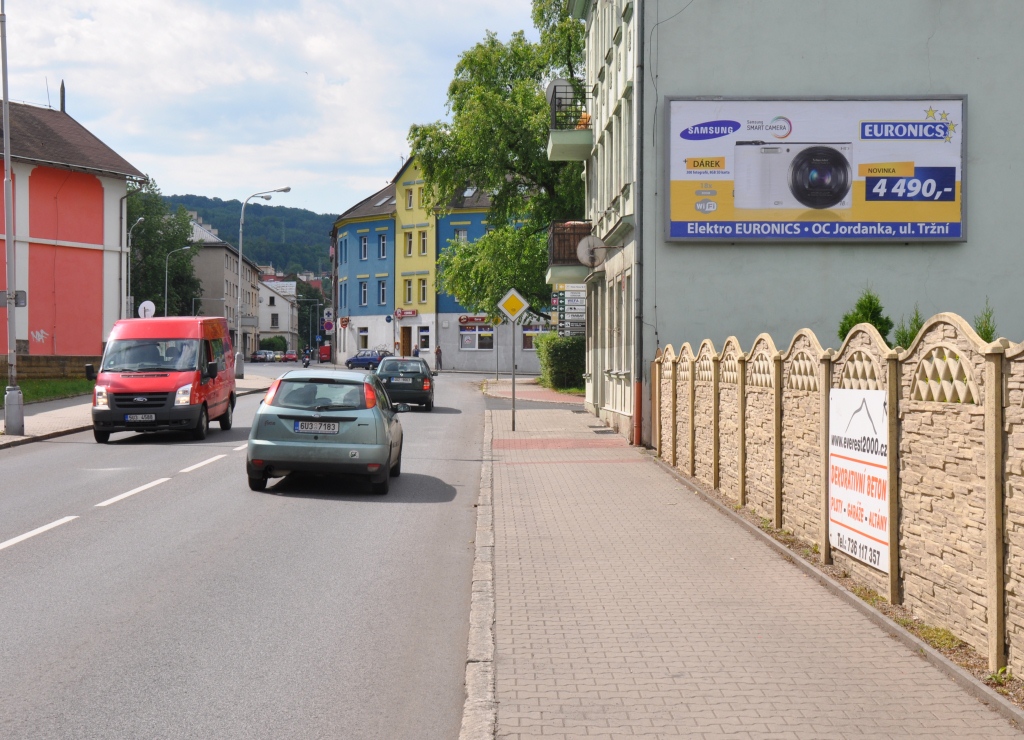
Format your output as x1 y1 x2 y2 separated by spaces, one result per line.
497 288 529 322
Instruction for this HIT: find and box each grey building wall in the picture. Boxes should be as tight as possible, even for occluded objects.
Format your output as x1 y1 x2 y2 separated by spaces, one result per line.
641 0 1023 356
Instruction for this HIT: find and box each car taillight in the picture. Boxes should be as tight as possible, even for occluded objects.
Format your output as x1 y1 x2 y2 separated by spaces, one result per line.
264 378 282 406
363 382 377 409
423 378 431 390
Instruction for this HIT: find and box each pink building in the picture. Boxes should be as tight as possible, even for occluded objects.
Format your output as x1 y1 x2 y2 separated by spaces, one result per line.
0 101 144 356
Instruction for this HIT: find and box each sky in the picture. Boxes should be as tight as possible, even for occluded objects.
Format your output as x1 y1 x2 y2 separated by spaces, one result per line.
10 0 538 215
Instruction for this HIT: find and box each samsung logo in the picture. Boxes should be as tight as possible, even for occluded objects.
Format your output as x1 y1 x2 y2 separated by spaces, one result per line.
680 120 741 140
861 122 949 140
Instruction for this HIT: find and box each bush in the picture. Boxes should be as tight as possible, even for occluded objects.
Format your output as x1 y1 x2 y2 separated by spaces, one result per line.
535 333 585 389
838 288 893 346
974 297 997 343
260 336 287 352
893 303 925 349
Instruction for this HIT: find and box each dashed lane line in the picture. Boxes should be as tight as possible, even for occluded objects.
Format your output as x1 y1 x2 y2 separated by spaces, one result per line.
95 478 171 508
0 516 79 551
233 444 247 451
179 455 227 473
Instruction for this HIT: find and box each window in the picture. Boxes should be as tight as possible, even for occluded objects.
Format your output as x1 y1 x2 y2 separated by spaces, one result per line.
522 324 547 350
404 280 413 304
454 228 468 243
405 232 413 257
341 283 347 308
460 325 494 350
417 187 424 207
358 327 369 349
418 326 430 350
269 296 276 306
342 239 348 263
271 313 280 328
359 281 367 306
405 189 413 209
378 280 387 305
378 234 387 259
360 236 368 260
418 278 427 303
419 230 427 255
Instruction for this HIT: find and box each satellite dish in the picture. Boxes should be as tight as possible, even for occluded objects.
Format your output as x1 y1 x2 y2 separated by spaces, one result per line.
577 235 607 268
138 300 156 319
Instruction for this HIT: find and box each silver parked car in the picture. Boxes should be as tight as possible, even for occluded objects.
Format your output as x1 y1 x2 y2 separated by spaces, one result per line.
246 368 408 494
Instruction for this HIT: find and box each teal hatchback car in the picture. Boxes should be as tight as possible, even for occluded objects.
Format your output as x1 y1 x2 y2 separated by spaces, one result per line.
246 368 409 494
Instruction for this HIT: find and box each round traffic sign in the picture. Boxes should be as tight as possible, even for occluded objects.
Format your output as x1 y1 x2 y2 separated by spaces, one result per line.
138 300 156 319
323 320 335 332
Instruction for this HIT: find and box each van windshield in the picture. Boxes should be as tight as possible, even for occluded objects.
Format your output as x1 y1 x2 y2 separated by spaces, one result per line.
101 339 202 372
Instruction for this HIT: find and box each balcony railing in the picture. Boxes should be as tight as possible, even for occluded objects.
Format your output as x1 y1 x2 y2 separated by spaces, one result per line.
548 221 592 266
549 83 592 131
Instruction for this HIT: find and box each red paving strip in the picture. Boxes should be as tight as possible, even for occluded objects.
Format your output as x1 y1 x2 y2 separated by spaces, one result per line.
492 438 626 449
495 458 643 465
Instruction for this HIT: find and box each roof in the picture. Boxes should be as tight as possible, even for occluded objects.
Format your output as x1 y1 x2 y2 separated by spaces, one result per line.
446 185 491 211
2 102 144 180
259 280 295 303
189 215 260 271
335 182 396 225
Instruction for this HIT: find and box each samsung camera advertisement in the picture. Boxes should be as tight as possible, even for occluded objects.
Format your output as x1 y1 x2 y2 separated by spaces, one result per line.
667 97 965 242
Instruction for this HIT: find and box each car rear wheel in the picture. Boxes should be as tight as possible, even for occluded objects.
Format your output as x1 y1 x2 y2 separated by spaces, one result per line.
248 475 267 492
424 398 433 412
218 398 234 430
93 429 110 444
192 406 209 441
390 443 402 478
371 457 390 495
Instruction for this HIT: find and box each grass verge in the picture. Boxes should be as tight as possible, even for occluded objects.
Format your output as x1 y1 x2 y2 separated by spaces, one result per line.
0 378 93 409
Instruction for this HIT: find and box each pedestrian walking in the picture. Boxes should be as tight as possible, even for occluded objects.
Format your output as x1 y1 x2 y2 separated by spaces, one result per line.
434 345 443 371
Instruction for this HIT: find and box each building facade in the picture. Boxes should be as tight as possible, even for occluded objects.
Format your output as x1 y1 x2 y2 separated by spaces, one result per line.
258 280 299 351
1 102 144 357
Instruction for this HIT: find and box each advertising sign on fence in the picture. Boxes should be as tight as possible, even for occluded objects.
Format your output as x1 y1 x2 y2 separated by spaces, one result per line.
828 388 890 572
667 97 965 242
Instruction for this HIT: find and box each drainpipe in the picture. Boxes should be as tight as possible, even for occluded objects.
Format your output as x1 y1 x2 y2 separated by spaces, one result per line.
118 193 127 319
632 1 645 446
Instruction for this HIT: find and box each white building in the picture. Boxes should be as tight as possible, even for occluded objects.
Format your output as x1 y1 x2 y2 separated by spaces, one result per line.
258 281 298 352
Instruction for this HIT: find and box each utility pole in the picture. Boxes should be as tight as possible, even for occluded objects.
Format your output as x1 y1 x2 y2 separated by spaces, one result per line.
2 0 24 436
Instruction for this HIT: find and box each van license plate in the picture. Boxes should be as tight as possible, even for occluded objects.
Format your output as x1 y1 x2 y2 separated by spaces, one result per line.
294 421 339 434
125 414 156 422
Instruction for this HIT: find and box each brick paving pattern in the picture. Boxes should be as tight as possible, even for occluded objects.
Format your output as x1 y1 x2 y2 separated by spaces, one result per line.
490 409 1020 739
484 378 584 405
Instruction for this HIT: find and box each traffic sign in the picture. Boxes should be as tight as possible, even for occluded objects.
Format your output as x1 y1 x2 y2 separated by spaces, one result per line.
323 320 335 332
497 288 529 322
323 307 334 321
316 334 322 342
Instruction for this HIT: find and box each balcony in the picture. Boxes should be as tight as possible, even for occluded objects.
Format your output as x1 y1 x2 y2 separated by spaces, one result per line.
546 83 593 162
546 221 593 285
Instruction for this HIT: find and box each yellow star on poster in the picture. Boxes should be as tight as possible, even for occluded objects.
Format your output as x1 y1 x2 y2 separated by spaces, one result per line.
940 111 949 120
947 122 957 133
944 135 952 143
924 106 937 119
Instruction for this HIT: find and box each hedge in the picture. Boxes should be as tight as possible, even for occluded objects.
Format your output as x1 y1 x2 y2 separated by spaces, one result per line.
535 333 585 389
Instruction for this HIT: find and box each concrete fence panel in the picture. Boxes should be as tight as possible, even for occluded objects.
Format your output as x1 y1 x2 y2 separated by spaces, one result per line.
719 337 744 503
659 345 677 465
693 339 719 490
744 334 779 524
1004 341 1024 674
781 329 828 549
675 343 696 476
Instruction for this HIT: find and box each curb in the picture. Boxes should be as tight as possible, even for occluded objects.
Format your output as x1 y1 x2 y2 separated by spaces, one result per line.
459 410 496 740
0 385 271 451
649 453 1024 731
480 379 584 405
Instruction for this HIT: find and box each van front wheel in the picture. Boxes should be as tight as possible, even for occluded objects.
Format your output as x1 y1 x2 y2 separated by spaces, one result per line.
192 406 209 441
219 399 234 430
93 429 110 444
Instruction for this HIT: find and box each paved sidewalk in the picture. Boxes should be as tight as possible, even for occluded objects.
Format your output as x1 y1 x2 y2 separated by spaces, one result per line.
483 377 584 405
0 375 273 448
488 409 1020 739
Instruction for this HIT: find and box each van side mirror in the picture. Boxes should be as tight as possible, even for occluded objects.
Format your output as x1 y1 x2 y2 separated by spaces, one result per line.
85 364 96 381
206 361 219 379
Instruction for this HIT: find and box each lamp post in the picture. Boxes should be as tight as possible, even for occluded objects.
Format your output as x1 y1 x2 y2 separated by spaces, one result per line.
235 186 290 379
164 245 191 317
2 0 23 436
126 216 143 318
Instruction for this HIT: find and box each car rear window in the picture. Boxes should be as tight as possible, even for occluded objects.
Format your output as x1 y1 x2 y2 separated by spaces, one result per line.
379 360 426 374
270 379 367 410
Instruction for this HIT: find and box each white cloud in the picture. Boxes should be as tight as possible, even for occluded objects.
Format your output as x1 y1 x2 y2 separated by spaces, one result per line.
8 0 536 214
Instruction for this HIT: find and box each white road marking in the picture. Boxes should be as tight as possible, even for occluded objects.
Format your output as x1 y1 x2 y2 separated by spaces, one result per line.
95 478 171 507
0 516 79 551
233 444 248 451
179 455 226 473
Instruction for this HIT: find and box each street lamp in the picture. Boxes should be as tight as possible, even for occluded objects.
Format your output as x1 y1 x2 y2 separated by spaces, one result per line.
164 245 192 317
236 186 290 379
126 216 143 318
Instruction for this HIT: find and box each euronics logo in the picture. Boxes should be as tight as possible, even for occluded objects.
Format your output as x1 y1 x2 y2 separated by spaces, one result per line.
860 122 949 140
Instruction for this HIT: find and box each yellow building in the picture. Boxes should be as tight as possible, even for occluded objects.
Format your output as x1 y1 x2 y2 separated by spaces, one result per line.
392 157 436 356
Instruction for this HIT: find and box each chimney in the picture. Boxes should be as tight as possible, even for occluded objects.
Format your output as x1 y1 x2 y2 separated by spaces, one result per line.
60 80 65 112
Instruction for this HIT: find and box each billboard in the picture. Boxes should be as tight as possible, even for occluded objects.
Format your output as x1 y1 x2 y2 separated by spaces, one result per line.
828 388 890 572
667 97 965 242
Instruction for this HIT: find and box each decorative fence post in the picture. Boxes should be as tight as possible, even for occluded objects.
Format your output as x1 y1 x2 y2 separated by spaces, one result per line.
820 349 833 565
652 352 661 457
984 338 1009 669
737 351 747 507
773 350 783 528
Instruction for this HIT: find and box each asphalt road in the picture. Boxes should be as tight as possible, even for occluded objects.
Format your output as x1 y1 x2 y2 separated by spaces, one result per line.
0 367 486 739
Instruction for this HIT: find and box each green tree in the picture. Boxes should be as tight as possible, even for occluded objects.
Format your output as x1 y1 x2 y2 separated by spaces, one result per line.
974 297 997 343
127 179 202 317
838 288 894 345
437 227 551 319
893 303 925 349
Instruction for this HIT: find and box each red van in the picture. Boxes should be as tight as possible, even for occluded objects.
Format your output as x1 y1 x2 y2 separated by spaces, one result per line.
86 317 236 443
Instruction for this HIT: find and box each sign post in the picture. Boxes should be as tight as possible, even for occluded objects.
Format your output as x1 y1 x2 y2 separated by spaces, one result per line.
497 289 529 432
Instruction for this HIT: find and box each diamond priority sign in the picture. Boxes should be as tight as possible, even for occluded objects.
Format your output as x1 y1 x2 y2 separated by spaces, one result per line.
497 288 529 322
